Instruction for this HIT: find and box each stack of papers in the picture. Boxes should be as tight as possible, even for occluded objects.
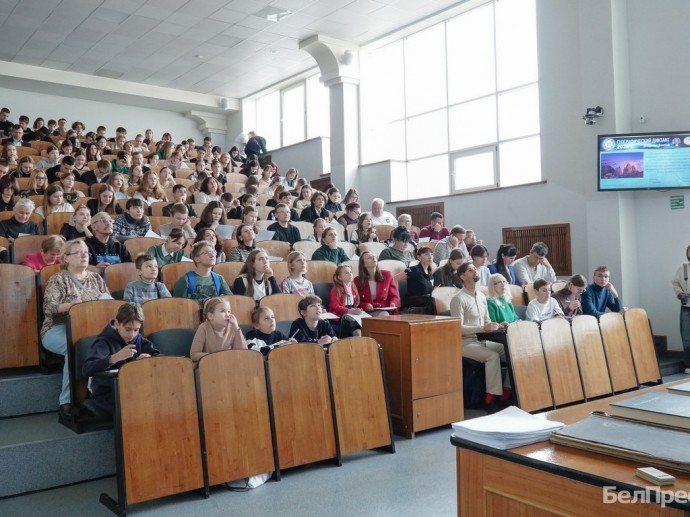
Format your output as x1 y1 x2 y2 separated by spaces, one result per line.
452 406 564 450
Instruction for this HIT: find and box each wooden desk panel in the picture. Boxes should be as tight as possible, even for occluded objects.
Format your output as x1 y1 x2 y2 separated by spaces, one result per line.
453 380 690 515
363 315 462 438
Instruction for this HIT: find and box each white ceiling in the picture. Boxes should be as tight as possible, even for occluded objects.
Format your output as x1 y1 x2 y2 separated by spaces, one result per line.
0 0 466 101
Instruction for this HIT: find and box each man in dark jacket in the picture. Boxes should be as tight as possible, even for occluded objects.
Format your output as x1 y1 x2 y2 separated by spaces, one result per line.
244 131 267 157
81 303 160 418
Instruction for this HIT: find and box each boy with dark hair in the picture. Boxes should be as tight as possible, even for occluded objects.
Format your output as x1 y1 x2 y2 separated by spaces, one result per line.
162 184 197 217
82 302 160 418
123 253 171 303
289 295 338 347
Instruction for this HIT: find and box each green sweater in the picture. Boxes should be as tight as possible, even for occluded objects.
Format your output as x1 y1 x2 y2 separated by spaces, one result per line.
487 297 519 324
311 245 349 265
147 243 186 267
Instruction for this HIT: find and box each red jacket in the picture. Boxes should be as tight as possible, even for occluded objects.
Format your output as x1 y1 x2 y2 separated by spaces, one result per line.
329 283 360 317
355 270 400 314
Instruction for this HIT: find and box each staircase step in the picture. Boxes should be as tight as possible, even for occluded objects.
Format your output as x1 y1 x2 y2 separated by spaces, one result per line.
0 413 115 498
659 355 685 378
0 370 61 418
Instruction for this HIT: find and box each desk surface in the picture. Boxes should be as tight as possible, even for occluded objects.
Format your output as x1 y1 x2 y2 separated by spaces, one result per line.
451 380 690 511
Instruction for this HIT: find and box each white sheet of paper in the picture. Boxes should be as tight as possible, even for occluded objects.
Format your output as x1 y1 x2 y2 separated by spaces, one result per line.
256 229 275 242
144 229 163 239
215 224 234 240
180 256 193 262
418 237 431 242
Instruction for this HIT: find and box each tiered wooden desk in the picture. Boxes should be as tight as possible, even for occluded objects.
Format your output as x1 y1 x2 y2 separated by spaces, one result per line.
451 380 690 515
363 314 462 438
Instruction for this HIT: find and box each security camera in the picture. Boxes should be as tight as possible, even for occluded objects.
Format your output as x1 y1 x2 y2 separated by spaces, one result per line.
583 106 604 125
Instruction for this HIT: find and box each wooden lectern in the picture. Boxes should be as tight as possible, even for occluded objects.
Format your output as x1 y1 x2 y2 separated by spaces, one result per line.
363 314 463 438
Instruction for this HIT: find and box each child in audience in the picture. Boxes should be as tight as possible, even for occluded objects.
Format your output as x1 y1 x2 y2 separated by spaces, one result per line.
233 249 280 301
133 171 168 206
525 279 564 322
147 228 188 267
128 164 144 187
163 184 197 217
35 184 74 218
220 192 240 218
325 187 342 214
350 212 378 245
329 264 363 337
289 295 338 346
194 200 226 233
82 302 160 418
107 173 129 201
58 171 84 203
23 235 64 271
123 253 171 303
112 198 151 238
282 167 299 190
308 218 327 242
172 240 232 304
312 227 349 265
194 176 223 203
86 184 122 217
0 175 18 211
293 185 313 210
190 297 247 364
158 166 175 189
20 169 47 197
194 228 225 262
60 205 93 241
245 306 296 354
156 203 196 239
228 223 257 262
281 251 314 296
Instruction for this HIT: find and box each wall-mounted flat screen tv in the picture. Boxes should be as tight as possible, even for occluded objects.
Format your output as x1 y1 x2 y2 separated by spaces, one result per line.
598 131 690 191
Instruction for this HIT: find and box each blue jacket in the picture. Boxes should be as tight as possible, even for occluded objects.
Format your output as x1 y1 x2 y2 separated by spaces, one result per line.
581 283 622 318
488 263 519 285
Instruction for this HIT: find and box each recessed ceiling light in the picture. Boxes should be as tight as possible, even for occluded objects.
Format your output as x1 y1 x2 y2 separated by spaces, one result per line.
270 50 279 54
254 6 292 22
195 54 204 59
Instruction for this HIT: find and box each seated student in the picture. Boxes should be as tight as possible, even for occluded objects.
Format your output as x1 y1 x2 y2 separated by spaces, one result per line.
419 212 449 241
486 273 520 326
308 218 327 242
227 193 256 220
60 205 93 241
81 302 160 418
433 249 464 288
194 228 226 262
85 212 132 274
156 203 196 240
267 203 301 245
35 146 61 170
220 192 240 218
58 171 84 204
245 306 297 354
232 249 280 301
433 225 466 265
23 235 64 272
396 213 419 243
173 240 232 304
329 264 363 337
312 226 349 265
470 245 492 286
147 228 187 267
81 159 111 187
281 251 314 297
513 242 557 286
266 185 286 207
190 297 247 364
194 200 226 233
19 169 48 198
488 243 519 285
282 167 299 190
355 250 400 316
300 191 331 223
0 198 42 241
12 155 36 179
106 172 129 201
35 184 75 218
405 246 437 314
293 184 313 210
289 295 338 346
337 202 360 227
158 166 175 189
552 274 587 318
241 205 259 228
324 187 343 214
228 223 257 262
350 212 378 245
87 184 122 217
378 226 415 266
194 176 223 204
112 198 151 239
0 174 19 211
162 184 197 217
123 253 172 303
581 266 627 318
525 279 564 322
132 171 168 206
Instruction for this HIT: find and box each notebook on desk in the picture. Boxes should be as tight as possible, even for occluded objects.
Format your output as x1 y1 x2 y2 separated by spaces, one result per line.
609 391 690 429
550 415 690 473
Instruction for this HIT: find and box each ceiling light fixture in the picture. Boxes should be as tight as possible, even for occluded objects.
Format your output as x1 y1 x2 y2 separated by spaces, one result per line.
254 6 292 23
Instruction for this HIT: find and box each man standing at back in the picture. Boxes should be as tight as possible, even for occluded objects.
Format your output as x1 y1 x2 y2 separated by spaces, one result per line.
581 266 627 318
451 263 510 413
244 131 267 158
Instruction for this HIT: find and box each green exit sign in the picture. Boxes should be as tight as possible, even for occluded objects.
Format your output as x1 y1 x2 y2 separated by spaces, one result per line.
671 195 685 210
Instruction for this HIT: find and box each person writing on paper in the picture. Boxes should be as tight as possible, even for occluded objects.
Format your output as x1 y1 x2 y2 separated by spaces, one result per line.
147 228 187 268
488 243 520 285
232 248 280 301
41 239 112 417
486 273 520 326
329 264 363 337
356 250 400 316
552 274 587 318
81 302 159 418
289 295 338 346
190 297 247 364
673 245 690 375
513 242 557 286
450 263 509 413
525 279 564 322
267 203 301 245
581 266 627 318
245 307 297 354
281 251 314 297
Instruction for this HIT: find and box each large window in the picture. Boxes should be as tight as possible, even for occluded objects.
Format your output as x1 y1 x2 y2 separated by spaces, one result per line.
254 74 330 149
360 0 540 200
